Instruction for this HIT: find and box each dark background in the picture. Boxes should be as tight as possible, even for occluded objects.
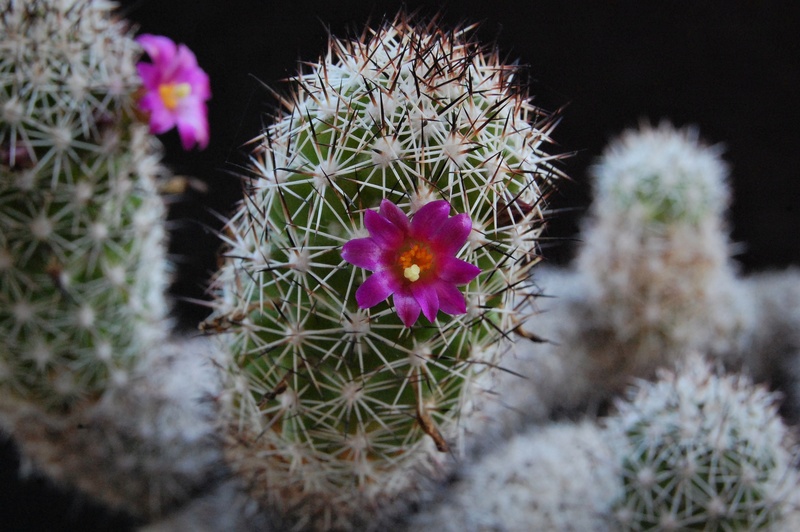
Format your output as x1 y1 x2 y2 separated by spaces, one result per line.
2 1 799 529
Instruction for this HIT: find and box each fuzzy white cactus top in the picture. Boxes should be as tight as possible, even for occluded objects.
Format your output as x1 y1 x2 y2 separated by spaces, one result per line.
591 122 729 226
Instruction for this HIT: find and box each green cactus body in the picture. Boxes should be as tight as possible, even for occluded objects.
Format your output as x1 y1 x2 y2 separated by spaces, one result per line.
0 0 169 411
610 355 798 531
210 15 561 527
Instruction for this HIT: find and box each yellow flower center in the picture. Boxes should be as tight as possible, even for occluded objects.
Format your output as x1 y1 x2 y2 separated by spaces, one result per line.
398 243 433 283
158 82 191 110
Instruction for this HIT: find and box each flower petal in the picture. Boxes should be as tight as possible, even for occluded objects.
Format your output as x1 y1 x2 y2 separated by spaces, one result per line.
136 34 177 66
341 237 382 270
364 208 403 248
176 97 209 150
411 280 440 323
429 213 472 256
379 199 411 233
184 67 212 100
410 200 450 241
438 256 481 284
173 45 212 96
138 94 175 134
393 287 421 327
136 63 161 90
356 270 401 309
173 43 200 71
435 281 467 315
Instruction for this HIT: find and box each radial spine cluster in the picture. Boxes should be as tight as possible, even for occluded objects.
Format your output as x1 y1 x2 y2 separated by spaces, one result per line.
208 14 562 529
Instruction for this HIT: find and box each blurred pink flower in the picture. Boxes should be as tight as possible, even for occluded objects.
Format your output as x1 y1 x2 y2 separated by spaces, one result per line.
135 34 210 150
342 199 480 327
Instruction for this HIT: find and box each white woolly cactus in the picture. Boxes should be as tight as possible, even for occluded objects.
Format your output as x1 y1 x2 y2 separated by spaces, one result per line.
6 335 226 517
409 420 620 531
591 122 728 226
207 13 562 529
572 123 751 388
0 0 169 411
608 354 799 531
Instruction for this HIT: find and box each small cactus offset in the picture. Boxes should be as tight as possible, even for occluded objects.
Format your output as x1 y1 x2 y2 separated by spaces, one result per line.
207 13 562 529
609 354 799 531
511 123 753 408
578 123 752 371
487 123 755 430
0 0 169 411
578 123 750 372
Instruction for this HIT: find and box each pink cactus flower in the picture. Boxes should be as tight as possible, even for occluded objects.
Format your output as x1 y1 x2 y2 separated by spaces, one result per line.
342 199 480 327
135 34 210 150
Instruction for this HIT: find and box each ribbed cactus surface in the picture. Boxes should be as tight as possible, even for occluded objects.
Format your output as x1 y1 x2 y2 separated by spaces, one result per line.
208 14 562 528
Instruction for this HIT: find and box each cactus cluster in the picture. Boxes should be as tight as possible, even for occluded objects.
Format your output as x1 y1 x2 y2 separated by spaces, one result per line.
206 13 562 529
410 354 800 532
3 3 800 531
609 354 799 531
0 0 169 412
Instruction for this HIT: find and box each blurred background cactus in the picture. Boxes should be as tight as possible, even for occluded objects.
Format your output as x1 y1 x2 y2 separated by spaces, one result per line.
609 355 798 531
504 123 753 410
0 0 169 412
2 1 800 531
0 0 221 522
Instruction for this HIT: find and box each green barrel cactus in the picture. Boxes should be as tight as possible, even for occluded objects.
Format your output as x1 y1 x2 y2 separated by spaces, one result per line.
0 0 170 412
207 13 563 529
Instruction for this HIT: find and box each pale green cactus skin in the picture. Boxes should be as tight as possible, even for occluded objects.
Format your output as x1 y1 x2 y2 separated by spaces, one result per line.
0 0 170 411
609 355 798 531
208 14 562 529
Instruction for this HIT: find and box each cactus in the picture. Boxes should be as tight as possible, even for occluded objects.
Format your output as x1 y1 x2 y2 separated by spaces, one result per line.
5 4 799 529
206 13 562 529
409 420 620 531
0 0 169 411
739 268 800 420
0 0 224 518
575 123 752 383
499 123 755 420
6 335 227 517
608 354 799 531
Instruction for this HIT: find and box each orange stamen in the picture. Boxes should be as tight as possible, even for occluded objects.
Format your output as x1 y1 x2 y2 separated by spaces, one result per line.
158 82 191 110
398 243 434 282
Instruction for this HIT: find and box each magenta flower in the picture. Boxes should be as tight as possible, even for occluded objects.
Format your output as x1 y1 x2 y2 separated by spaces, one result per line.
342 199 480 327
135 34 211 150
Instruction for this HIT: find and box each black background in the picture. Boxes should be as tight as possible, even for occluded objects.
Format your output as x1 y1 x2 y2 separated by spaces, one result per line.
2 1 799 529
